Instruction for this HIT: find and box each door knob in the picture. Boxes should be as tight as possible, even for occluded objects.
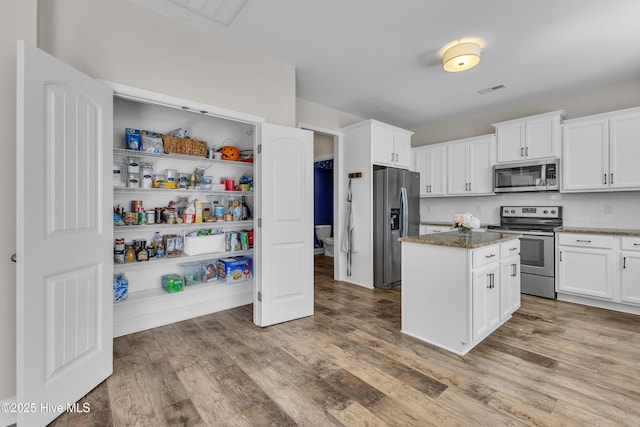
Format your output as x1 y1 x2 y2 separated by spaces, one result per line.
11 253 16 263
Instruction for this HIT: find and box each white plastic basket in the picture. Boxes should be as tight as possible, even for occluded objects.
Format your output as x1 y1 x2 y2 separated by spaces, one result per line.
183 233 225 256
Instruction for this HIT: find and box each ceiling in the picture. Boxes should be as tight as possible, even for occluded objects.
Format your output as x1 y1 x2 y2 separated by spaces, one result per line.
130 0 640 130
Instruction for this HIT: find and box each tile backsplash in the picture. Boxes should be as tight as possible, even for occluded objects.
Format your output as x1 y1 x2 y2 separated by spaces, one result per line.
420 191 640 229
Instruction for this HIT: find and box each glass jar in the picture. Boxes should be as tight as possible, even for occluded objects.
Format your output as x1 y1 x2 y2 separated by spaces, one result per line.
124 245 136 263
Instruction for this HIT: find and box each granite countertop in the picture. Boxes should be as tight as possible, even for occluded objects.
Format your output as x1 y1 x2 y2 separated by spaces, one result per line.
555 227 640 237
419 221 452 226
399 231 521 249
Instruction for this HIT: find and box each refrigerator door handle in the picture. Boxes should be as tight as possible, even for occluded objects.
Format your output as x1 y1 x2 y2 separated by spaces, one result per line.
400 187 409 237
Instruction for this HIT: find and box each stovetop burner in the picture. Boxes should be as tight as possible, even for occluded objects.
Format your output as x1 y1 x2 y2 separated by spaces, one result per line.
490 205 563 235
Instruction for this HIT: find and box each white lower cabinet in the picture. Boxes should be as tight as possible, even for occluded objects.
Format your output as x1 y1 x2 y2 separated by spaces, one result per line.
426 225 452 234
621 252 640 305
557 248 614 299
472 262 501 341
621 237 640 306
401 238 520 356
557 233 640 314
500 238 521 321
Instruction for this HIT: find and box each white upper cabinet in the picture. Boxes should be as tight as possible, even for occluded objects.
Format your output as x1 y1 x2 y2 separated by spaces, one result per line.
562 107 640 192
609 109 640 190
493 110 565 163
447 134 495 196
413 143 446 196
562 117 609 191
371 121 413 169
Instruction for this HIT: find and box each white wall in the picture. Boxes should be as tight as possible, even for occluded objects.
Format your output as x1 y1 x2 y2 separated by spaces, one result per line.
297 98 364 131
0 0 37 404
38 0 296 127
313 133 334 159
420 191 640 230
412 76 640 146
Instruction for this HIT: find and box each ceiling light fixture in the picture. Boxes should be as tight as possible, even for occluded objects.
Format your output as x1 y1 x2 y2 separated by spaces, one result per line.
442 41 482 72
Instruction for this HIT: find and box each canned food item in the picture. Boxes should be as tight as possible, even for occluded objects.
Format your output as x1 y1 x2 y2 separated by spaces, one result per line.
131 200 143 211
166 169 177 182
137 211 147 225
114 252 125 264
124 212 136 225
146 210 155 224
155 207 163 224
224 213 233 222
214 205 225 219
114 238 125 252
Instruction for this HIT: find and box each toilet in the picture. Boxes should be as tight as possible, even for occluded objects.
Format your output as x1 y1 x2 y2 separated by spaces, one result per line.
323 236 334 257
314 225 332 255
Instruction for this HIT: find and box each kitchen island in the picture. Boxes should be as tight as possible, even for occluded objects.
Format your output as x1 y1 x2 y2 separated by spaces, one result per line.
399 231 521 356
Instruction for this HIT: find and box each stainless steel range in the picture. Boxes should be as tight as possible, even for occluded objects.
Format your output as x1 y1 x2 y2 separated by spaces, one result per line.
488 206 562 299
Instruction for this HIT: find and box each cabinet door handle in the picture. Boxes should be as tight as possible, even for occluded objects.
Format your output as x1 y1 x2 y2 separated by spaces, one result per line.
391 152 394 162
395 153 399 162
634 243 640 246
576 239 592 243
512 263 517 277
487 274 491 289
521 147 524 157
610 173 614 184
510 247 518 251
623 257 627 269
469 182 472 192
525 146 529 157
559 251 563 262
604 174 607 185
485 254 496 259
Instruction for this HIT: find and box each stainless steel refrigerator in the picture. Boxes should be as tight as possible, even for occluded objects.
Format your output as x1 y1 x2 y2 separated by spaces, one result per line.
373 167 420 289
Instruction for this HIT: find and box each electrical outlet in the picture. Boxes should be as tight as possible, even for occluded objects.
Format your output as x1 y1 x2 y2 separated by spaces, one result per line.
604 204 615 214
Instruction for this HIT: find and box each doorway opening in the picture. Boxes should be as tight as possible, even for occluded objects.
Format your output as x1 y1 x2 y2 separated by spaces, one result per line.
298 123 343 282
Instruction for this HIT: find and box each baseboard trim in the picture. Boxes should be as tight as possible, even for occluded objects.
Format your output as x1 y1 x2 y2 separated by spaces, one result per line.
114 284 254 337
557 293 640 315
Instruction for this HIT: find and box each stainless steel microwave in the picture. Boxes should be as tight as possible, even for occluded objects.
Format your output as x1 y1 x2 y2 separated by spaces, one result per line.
493 158 559 192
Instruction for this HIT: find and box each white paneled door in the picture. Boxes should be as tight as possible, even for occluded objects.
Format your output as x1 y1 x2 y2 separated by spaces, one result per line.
255 124 314 326
16 41 113 426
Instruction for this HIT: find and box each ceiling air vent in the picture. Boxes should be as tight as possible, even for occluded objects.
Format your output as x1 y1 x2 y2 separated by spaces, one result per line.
477 84 506 95
168 0 249 25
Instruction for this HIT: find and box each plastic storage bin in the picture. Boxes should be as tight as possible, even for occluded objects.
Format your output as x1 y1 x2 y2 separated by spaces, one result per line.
183 233 225 256
181 262 202 285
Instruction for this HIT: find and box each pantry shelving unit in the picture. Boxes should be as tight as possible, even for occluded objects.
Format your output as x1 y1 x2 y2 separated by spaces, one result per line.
111 93 258 337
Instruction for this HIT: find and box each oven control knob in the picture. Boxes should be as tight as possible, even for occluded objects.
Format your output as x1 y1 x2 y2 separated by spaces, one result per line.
551 210 556 214
504 209 508 214
510 210 515 214
543 210 548 214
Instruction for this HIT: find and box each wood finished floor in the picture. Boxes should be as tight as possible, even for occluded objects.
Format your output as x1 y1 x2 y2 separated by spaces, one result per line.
50 255 640 426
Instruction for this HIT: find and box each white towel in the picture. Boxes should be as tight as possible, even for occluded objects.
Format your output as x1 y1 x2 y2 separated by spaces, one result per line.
341 200 359 254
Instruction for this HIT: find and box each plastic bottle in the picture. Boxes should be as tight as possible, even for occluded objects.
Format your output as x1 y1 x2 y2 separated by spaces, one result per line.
153 232 164 258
